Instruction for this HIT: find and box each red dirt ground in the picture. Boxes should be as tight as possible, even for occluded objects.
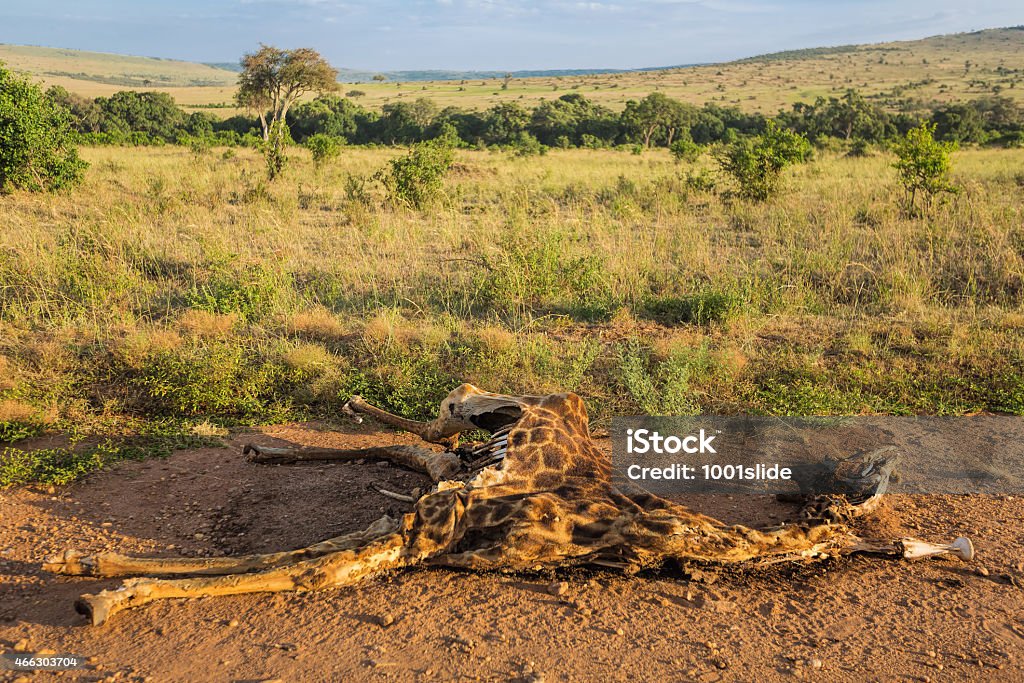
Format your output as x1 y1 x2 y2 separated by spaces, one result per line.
1 423 1022 682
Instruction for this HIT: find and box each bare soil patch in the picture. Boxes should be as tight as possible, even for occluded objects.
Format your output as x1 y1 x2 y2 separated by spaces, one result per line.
2 424 1022 682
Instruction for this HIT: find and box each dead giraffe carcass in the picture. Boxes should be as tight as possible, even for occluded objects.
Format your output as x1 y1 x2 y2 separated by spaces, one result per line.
45 384 973 625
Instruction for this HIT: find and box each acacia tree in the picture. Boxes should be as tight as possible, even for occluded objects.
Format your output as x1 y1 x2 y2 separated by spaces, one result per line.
236 46 338 179
623 93 697 149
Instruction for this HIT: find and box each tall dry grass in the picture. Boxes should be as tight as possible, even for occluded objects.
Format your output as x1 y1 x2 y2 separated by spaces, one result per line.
1 144 1022 450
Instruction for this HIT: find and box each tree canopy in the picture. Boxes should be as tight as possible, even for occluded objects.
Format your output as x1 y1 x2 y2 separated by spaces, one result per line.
236 45 339 142
0 64 87 193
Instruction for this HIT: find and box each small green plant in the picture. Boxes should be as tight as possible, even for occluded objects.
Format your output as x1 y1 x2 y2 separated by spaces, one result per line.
683 167 717 193
641 290 742 325
892 122 958 214
716 121 810 200
669 136 701 163
375 138 455 209
0 425 221 488
617 342 709 415
511 131 547 157
305 133 344 168
187 136 213 158
263 120 290 181
0 64 87 192
343 172 372 205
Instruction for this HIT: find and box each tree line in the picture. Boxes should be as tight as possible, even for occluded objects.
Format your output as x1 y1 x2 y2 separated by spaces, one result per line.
46 86 1024 152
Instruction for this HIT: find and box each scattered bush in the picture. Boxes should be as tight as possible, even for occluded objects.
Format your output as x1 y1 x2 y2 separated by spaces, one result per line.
716 121 811 200
641 291 742 325
892 122 958 214
511 131 547 157
305 133 344 167
670 136 701 162
375 138 455 209
0 64 87 192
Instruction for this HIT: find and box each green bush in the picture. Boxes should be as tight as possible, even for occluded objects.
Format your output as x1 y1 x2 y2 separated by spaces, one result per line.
669 136 701 162
375 138 455 209
617 342 710 415
892 122 958 214
716 121 810 200
641 290 742 325
305 133 344 167
511 131 547 157
131 342 294 420
0 64 87 192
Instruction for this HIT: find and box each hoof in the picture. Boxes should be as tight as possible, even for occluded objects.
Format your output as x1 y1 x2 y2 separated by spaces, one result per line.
74 594 109 626
950 536 975 562
75 588 129 626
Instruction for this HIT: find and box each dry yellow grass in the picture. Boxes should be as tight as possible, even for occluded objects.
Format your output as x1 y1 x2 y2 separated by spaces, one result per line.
0 142 1022 437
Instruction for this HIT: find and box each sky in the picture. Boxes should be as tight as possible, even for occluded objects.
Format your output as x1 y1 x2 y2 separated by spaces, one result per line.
1 1 1021 71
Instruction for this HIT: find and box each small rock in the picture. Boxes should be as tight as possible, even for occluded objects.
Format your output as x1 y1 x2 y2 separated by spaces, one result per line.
227 619 239 628
977 567 990 577
810 658 823 670
615 628 625 636
379 614 395 627
548 581 568 597
37 648 56 655
578 607 592 616
13 639 29 652
193 533 206 541
927 650 937 658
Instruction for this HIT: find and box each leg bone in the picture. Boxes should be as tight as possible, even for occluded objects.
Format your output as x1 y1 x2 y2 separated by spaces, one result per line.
243 443 461 482
73 531 411 625
44 516 401 578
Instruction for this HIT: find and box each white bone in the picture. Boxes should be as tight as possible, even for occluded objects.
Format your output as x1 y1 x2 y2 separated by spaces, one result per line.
370 484 416 503
901 536 974 561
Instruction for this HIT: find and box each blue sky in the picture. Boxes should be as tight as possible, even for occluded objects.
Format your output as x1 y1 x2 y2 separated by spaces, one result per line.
1 1 1021 70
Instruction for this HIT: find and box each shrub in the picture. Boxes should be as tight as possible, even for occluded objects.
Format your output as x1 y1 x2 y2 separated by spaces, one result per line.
684 168 717 193
892 122 958 214
716 121 810 200
641 291 742 325
511 131 546 157
0 64 88 192
669 136 701 162
305 133 344 168
263 120 292 181
375 138 455 209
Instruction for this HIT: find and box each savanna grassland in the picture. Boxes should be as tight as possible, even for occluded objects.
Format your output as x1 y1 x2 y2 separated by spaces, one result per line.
6 27 1023 115
2 143 1023 486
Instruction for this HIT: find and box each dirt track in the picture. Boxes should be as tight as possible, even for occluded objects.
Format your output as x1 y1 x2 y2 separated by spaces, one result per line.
2 423 1023 682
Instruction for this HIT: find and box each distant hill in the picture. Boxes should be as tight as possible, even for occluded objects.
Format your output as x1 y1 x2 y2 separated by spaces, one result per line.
203 61 693 83
2 27 1022 115
0 44 238 87
331 65 695 83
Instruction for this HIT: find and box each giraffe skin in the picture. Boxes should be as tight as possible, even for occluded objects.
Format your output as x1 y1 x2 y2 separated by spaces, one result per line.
44 384 973 625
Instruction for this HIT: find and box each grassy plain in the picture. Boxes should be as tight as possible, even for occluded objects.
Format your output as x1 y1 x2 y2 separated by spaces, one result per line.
2 143 1023 484
4 28 1023 114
